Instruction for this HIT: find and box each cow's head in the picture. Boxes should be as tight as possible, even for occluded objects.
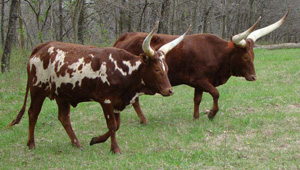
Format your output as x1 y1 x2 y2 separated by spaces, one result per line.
230 9 289 81
140 22 190 96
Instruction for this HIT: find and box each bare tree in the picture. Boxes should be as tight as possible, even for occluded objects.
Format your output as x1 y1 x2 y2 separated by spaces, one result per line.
158 0 170 34
0 0 6 47
58 0 63 41
72 0 84 43
17 0 25 49
1 0 18 73
201 0 212 33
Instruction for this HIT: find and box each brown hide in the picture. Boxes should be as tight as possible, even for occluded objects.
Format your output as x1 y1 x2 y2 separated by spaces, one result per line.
114 33 257 122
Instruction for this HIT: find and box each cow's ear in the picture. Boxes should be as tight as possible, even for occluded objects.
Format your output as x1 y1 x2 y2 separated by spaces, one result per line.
141 54 150 65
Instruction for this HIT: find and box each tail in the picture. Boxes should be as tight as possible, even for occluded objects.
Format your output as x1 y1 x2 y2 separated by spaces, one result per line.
6 77 30 128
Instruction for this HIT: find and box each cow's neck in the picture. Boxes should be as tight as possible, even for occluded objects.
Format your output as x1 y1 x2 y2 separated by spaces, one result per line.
212 42 235 86
115 61 155 110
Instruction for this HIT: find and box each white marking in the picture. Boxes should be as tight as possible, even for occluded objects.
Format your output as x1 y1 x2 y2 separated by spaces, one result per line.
107 115 110 119
123 60 141 75
141 79 145 85
48 46 55 54
104 99 111 104
109 54 127 76
159 55 166 71
130 92 144 104
55 49 67 72
99 62 110 85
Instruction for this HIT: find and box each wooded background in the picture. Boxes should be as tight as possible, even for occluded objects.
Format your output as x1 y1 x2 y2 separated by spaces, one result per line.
0 0 299 72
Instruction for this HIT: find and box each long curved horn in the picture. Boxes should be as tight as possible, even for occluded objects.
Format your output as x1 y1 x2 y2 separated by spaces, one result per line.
142 21 159 57
247 9 289 43
158 25 192 55
232 16 261 47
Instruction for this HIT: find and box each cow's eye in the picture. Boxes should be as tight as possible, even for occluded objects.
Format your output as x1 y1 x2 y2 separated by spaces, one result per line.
155 67 160 72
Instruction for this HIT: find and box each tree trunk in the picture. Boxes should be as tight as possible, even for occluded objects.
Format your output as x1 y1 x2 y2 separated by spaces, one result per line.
170 0 175 34
221 0 227 38
191 0 198 34
158 0 170 34
248 0 255 28
18 0 25 49
119 0 127 35
78 0 85 44
138 0 148 32
202 0 211 34
1 0 5 47
58 0 63 41
1 0 18 73
72 0 84 43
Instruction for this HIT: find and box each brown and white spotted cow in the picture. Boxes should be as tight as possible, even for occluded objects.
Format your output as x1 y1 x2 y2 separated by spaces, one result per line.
7 22 189 153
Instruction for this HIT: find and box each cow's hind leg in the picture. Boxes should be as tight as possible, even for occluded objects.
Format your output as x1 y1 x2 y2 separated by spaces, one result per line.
195 80 219 119
27 94 46 149
206 87 219 119
56 98 81 148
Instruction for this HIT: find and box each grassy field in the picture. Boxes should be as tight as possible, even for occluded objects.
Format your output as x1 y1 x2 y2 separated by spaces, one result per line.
0 48 299 169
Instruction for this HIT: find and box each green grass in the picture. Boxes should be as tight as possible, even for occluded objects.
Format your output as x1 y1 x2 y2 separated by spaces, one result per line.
0 48 300 169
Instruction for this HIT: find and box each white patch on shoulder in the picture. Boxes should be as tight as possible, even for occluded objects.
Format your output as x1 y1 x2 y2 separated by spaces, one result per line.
104 99 111 104
130 92 144 104
141 79 145 85
123 60 141 75
99 62 109 85
48 46 55 54
109 54 127 76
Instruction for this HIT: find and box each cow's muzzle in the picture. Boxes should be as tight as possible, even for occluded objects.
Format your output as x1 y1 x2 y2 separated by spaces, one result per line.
160 88 174 96
245 74 257 81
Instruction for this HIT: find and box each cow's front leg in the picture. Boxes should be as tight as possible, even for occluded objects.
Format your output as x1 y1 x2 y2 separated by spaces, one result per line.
132 98 148 124
195 80 219 119
193 88 203 119
90 103 121 153
110 113 121 153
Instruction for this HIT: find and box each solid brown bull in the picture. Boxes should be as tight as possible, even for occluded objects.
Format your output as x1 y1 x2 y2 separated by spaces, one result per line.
114 11 289 124
7 22 189 153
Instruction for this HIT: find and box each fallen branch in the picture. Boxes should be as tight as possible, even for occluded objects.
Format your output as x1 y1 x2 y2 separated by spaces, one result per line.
255 43 300 50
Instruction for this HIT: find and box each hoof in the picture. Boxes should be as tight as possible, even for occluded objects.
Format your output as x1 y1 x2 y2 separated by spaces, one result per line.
140 119 148 125
208 113 216 120
193 113 200 119
27 143 36 150
90 137 96 146
111 148 121 154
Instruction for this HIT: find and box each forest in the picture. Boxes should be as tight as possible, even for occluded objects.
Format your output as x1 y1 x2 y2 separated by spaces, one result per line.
0 0 299 73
